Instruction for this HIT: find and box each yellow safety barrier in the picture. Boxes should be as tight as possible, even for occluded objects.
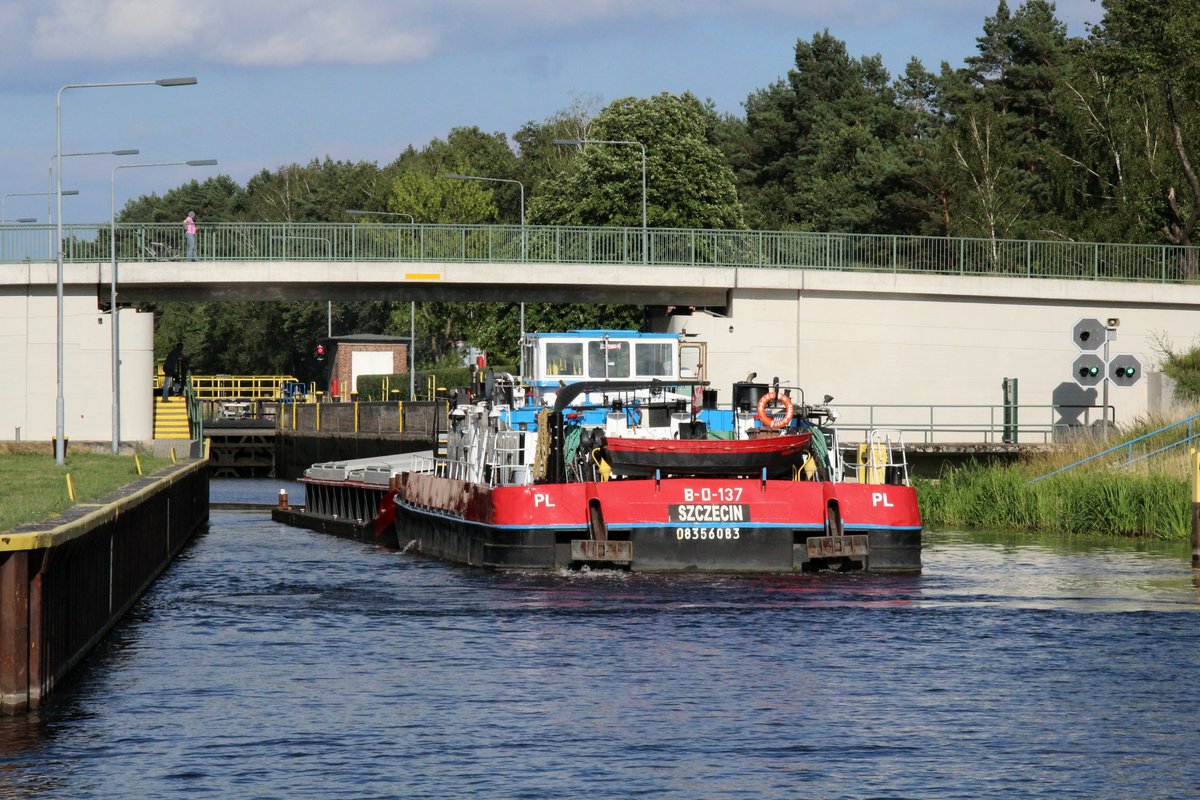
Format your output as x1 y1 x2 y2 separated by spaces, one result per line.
156 373 306 400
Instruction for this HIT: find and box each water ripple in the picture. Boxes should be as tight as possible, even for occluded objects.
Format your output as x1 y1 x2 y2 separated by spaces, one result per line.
0 508 1196 799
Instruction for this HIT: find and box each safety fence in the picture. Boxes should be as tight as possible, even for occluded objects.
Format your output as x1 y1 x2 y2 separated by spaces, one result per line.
826 403 1112 445
1 222 1197 284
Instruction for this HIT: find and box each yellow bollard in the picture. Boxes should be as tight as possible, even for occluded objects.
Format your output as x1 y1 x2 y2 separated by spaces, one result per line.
134 453 143 476
170 447 177 464
398 401 404 433
1191 448 1199 569
316 400 321 432
65 473 75 501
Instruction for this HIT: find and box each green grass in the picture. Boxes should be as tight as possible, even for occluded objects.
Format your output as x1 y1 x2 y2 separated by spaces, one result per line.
916 462 1190 539
0 447 175 533
916 410 1198 540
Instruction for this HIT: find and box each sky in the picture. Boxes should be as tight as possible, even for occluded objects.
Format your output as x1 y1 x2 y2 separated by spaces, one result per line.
0 0 1105 224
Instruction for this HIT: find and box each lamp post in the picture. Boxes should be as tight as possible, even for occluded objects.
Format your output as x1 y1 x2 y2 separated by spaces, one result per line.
441 174 526 261
110 159 217 454
55 76 196 465
50 149 139 257
345 210 418 398
553 137 647 263
345 209 414 224
3 189 78 223
442 173 528 374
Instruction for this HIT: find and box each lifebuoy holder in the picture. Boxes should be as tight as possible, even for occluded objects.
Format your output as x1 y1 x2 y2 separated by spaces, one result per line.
756 391 794 428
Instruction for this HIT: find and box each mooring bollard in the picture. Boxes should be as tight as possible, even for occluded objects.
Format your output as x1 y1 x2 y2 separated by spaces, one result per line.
278 488 289 511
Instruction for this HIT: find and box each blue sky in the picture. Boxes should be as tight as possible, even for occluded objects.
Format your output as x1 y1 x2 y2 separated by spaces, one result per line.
0 0 1103 223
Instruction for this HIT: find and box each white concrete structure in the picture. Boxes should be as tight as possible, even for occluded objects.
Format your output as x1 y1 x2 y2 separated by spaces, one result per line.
2 257 1198 444
665 271 1200 441
1 262 153 444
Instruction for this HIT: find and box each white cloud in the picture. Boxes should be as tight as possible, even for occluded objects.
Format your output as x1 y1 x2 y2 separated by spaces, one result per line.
13 0 1106 71
26 0 439 67
32 0 201 61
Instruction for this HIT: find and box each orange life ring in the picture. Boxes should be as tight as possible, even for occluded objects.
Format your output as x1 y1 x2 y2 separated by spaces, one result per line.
756 391 794 428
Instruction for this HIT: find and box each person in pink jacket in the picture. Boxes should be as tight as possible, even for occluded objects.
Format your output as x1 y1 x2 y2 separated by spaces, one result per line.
184 211 198 261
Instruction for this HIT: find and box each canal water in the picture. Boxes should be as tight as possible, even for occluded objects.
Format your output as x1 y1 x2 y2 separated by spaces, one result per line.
1 479 1198 799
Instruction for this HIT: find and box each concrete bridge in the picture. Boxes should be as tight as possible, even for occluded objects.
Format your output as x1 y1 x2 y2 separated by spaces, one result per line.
2 222 1198 445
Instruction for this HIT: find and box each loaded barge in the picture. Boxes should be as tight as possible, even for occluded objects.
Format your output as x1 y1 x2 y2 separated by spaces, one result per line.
282 330 922 573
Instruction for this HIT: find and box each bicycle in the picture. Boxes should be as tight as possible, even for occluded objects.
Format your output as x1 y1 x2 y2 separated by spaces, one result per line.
142 240 181 261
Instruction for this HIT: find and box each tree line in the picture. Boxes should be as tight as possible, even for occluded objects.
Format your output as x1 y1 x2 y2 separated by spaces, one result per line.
134 0 1200 384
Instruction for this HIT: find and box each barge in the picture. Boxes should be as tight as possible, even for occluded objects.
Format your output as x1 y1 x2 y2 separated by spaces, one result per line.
285 330 922 573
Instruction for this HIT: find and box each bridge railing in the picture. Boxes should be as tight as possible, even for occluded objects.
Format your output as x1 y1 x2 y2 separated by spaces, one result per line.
2 222 1197 283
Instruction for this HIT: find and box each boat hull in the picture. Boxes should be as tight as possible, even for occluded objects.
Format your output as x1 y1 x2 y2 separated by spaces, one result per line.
393 471 921 573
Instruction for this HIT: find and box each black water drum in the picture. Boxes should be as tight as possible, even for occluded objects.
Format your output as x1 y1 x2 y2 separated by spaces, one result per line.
732 382 769 411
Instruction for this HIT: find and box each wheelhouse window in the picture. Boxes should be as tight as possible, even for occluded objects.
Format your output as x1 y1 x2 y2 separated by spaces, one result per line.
634 342 674 378
544 342 583 377
588 340 630 378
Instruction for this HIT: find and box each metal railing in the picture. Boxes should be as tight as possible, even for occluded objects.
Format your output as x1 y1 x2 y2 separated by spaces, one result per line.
1029 413 1200 482
1 221 1197 283
832 403 1112 445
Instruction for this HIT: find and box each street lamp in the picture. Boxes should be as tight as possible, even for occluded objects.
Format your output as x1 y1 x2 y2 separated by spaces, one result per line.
345 209 418 397
2 189 78 223
345 209 415 224
441 174 526 260
110 159 217 454
553 137 647 263
55 76 196 464
49 149 139 256
442 173 529 374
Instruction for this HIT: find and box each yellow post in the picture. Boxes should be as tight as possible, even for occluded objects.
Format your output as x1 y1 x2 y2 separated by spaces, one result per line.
170 447 177 464
65 473 75 501
204 438 212 460
291 398 297 430
1191 448 1199 569
134 453 143 476
398 401 404 433
316 401 321 432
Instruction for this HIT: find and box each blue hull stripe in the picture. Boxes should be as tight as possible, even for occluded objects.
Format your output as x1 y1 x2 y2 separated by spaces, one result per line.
395 500 921 534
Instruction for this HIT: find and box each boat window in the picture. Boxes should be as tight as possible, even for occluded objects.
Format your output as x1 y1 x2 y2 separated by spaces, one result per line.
588 340 630 378
635 342 674 378
545 342 583 377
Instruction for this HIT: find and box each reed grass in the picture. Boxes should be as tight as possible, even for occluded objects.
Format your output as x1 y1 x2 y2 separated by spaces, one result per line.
916 409 1198 539
0 445 174 533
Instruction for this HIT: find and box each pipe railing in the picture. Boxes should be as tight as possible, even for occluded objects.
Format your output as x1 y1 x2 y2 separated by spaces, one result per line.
828 403 1113 445
1 222 1197 283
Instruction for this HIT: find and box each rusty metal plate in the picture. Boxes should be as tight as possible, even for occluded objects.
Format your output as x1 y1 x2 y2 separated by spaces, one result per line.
571 540 633 563
807 534 869 559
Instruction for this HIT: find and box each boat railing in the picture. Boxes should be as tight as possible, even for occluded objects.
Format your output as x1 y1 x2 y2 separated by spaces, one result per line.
840 429 910 485
486 428 531 486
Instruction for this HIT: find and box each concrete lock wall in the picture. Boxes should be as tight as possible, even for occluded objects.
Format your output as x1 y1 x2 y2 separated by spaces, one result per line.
668 282 1199 440
0 283 154 443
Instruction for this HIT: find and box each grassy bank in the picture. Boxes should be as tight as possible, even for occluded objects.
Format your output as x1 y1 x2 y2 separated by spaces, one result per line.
0 445 175 533
916 413 1197 539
